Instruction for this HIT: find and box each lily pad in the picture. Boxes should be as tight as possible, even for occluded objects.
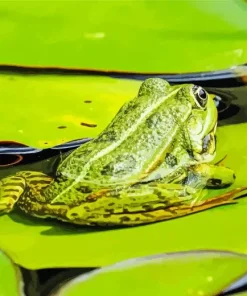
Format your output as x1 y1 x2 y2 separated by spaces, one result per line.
0 73 141 148
0 1 247 73
0 123 247 270
0 250 24 295
0 71 237 151
51 251 247 296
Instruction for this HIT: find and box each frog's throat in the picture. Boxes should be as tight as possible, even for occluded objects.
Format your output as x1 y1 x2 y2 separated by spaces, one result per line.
195 122 217 163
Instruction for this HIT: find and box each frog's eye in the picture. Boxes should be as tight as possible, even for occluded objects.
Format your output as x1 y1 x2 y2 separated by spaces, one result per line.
192 86 208 109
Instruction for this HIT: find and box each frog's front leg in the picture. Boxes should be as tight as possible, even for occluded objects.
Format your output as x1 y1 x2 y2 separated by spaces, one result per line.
0 171 52 214
189 163 236 189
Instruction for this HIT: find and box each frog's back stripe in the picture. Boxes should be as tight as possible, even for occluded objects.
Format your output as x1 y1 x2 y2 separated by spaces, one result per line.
52 86 188 203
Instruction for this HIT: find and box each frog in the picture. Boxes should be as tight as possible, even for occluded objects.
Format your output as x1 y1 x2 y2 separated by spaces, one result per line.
0 78 246 226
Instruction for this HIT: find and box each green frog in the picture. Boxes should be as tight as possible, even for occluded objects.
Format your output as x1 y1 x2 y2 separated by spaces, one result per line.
0 78 246 226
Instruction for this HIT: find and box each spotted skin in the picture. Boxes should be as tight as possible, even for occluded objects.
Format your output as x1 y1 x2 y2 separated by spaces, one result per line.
0 78 246 226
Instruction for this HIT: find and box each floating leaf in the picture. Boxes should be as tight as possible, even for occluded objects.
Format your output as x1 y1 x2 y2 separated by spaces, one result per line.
0 250 24 295
0 73 222 152
0 74 141 148
51 251 247 296
0 2 247 72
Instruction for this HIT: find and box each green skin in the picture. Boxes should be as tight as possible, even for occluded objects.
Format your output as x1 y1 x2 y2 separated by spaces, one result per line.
0 78 245 226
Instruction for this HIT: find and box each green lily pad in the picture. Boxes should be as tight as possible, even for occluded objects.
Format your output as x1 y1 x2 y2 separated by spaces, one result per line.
0 73 141 148
0 73 220 150
0 250 24 295
0 1 247 72
0 123 247 270
51 251 247 296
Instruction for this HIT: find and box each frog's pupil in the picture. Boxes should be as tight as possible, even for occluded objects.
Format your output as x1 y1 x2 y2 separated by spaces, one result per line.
199 89 207 99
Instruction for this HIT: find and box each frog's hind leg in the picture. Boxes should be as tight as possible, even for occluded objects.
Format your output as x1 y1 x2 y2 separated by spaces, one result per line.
0 175 26 213
0 171 52 214
66 182 247 226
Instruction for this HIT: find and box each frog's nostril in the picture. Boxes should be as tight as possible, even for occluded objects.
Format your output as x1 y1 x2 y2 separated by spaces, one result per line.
233 173 236 180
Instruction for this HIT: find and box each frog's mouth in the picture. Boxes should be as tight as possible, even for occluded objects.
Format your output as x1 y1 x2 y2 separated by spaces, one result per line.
202 122 217 156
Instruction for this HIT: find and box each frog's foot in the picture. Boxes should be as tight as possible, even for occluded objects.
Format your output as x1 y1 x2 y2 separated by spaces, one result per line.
190 163 236 189
193 186 247 209
0 176 26 213
65 183 247 226
0 171 52 214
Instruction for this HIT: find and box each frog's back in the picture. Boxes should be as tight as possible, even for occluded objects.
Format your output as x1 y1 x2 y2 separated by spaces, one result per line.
57 81 191 185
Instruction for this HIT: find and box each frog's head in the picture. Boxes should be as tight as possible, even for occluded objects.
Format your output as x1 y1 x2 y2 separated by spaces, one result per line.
177 84 218 163
137 78 218 163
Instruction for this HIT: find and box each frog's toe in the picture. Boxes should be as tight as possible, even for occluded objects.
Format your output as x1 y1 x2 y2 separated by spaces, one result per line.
0 199 15 214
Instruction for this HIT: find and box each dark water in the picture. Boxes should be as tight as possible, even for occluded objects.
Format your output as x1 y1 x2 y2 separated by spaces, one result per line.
1 68 247 295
